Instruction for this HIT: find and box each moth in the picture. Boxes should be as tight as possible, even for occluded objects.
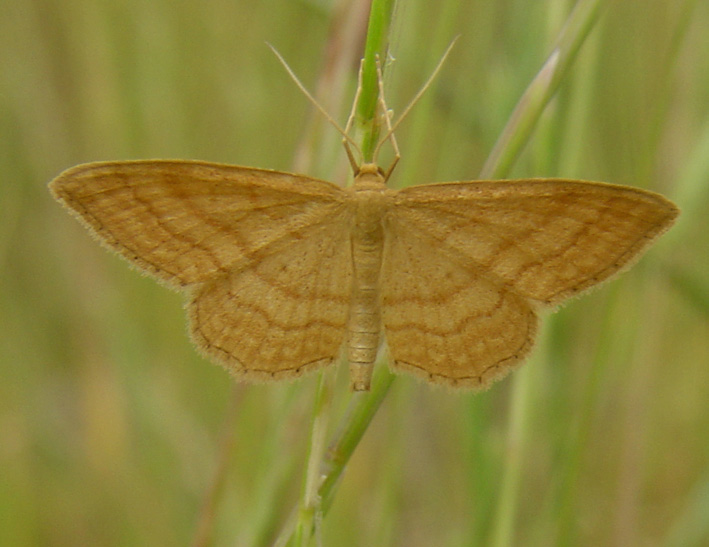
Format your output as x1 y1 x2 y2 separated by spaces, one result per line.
50 51 678 391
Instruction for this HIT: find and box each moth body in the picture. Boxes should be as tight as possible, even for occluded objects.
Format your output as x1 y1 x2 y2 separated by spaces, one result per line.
347 164 391 390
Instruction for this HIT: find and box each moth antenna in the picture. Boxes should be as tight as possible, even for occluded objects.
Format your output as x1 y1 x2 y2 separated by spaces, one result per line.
373 37 459 161
267 43 361 165
372 55 400 179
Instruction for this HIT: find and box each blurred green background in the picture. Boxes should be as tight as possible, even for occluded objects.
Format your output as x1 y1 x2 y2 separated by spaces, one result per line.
2 0 708 545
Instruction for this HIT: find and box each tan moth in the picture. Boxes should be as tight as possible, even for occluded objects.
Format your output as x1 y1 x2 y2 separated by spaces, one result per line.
50 50 678 391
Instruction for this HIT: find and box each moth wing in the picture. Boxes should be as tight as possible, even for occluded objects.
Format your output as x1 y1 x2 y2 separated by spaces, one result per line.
391 179 678 305
50 160 349 287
